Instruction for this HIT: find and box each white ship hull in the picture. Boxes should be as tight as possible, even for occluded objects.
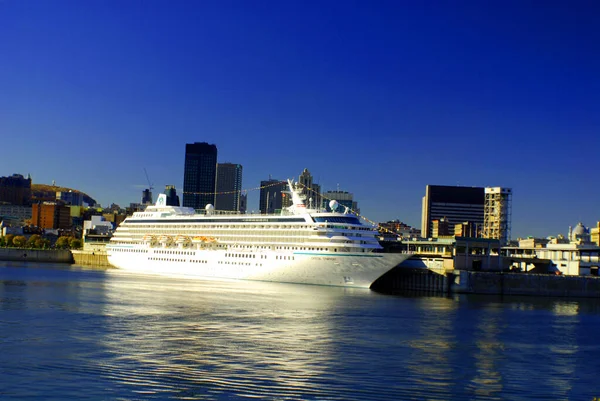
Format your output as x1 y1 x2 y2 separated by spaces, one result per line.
106 179 409 289
107 247 409 288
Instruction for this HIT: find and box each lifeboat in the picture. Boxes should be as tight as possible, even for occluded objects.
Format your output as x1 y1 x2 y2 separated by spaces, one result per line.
159 235 173 245
143 235 158 245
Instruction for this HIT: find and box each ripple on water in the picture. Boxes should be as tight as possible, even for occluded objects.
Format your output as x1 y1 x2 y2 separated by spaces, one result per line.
1 266 600 400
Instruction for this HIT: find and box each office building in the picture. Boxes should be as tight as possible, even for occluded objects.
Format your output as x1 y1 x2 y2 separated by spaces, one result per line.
259 179 289 214
56 190 83 206
141 189 153 205
432 217 451 238
298 168 321 210
239 192 247 214
322 189 359 214
454 221 479 238
215 163 243 211
183 142 217 209
482 187 512 244
32 202 71 229
421 185 484 238
0 204 32 226
591 222 600 246
164 185 180 207
0 174 31 206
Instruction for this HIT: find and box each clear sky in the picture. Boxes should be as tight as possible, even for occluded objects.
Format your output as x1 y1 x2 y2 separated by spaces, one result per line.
1 1 598 238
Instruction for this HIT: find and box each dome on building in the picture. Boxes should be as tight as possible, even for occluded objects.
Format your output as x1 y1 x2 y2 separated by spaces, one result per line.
569 222 590 242
572 222 588 236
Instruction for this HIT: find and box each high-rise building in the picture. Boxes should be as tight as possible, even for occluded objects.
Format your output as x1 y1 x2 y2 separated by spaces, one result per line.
482 187 512 244
56 190 83 206
321 189 359 214
141 189 153 205
259 179 289 214
215 163 243 211
183 142 218 209
239 192 247 214
421 185 485 238
164 185 180 207
0 174 32 206
432 217 451 238
32 202 71 229
298 168 321 210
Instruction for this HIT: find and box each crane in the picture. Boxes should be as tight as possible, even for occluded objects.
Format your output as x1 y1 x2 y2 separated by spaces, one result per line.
144 168 154 191
143 168 154 204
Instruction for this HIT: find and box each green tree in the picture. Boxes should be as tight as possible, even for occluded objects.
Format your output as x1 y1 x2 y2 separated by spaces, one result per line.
38 238 50 249
27 234 42 248
4 234 14 247
12 235 26 247
0 236 5 247
55 236 70 249
69 238 82 249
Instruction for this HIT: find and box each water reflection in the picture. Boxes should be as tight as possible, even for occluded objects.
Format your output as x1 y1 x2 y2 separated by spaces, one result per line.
469 308 504 400
99 271 361 399
2 264 600 400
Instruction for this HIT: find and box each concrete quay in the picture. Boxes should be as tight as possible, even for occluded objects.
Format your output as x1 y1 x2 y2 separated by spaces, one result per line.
71 250 111 267
451 270 600 298
0 248 73 263
373 265 600 298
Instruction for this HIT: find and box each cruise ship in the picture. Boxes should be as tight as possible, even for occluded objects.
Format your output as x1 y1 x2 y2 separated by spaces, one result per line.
106 180 410 288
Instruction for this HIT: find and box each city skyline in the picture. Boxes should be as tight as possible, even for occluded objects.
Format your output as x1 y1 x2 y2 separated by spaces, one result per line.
1 1 598 238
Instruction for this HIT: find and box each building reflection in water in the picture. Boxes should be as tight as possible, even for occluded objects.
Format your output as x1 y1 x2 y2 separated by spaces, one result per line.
401 296 459 397
469 307 504 399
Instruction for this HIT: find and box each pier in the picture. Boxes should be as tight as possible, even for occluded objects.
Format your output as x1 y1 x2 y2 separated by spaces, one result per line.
0 248 73 263
71 250 111 267
373 256 600 298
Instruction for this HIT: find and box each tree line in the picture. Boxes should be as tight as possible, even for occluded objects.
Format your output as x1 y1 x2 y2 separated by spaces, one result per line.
0 234 82 249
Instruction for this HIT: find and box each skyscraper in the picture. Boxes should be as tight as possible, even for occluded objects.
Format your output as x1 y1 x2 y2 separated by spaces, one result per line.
239 192 247 214
259 178 288 214
183 142 217 210
322 189 359 214
482 187 512 244
141 189 153 205
164 185 180 207
298 168 321 210
421 185 485 238
215 163 243 211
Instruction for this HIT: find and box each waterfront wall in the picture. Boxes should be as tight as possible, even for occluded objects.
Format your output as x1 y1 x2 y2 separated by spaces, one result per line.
372 267 449 294
0 248 73 263
71 250 111 267
375 266 600 298
451 270 600 298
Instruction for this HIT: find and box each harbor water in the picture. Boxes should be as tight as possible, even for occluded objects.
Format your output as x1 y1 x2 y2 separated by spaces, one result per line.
1 261 599 400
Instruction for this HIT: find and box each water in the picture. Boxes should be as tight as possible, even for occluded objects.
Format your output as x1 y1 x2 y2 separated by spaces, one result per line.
1 262 599 400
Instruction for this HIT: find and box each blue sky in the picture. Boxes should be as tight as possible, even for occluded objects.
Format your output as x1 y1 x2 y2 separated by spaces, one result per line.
1 1 598 238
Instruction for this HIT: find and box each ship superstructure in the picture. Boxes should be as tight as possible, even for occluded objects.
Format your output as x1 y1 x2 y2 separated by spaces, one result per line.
106 180 409 288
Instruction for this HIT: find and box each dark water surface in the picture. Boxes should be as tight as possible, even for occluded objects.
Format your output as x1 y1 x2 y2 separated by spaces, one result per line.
1 262 599 400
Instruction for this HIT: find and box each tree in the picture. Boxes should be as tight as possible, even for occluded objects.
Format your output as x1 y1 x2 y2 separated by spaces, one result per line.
27 234 42 248
55 236 71 249
12 235 26 247
69 238 82 249
4 234 14 247
38 238 50 249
